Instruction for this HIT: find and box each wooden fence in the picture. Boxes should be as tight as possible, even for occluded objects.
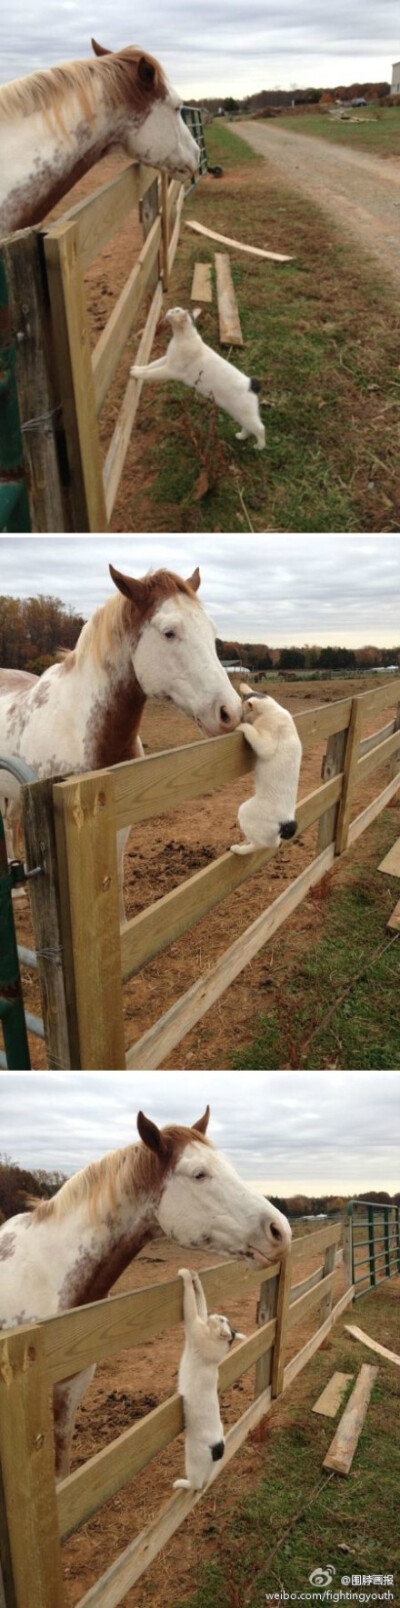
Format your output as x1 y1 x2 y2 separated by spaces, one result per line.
21 676 400 1072
0 1221 354 1608
2 163 184 533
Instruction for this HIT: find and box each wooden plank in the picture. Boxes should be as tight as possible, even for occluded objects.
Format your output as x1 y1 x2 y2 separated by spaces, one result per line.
22 778 72 1071
387 898 400 931
120 772 342 981
126 842 336 1067
0 1460 18 1608
317 728 347 851
47 163 158 272
161 173 169 291
320 1239 336 1324
215 255 243 345
57 1318 275 1541
191 263 212 302
359 719 395 757
168 185 185 276
287 1269 336 1332
347 771 400 847
291 1222 342 1261
335 697 364 854
186 220 293 262
283 1286 355 1393
104 278 163 521
2 230 69 532
140 176 160 297
323 1364 378 1474
378 837 400 877
254 1273 279 1398
312 1372 352 1418
75 1383 274 1608
357 727 400 785
290 1268 323 1304
44 220 106 531
271 1256 292 1397
41 1258 276 1386
92 214 162 414
52 772 125 1071
0 1329 65 1608
345 1325 400 1367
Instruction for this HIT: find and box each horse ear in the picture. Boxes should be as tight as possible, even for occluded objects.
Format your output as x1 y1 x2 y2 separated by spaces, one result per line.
192 1106 210 1135
91 39 112 55
137 1111 167 1155
109 564 144 606
187 567 201 593
138 56 156 87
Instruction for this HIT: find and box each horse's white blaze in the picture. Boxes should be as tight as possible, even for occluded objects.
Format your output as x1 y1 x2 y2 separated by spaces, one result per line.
127 94 198 177
133 596 242 735
157 1142 292 1260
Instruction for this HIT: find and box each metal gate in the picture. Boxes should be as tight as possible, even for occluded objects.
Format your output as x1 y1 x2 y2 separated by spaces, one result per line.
182 106 208 191
347 1198 400 1298
0 756 44 1069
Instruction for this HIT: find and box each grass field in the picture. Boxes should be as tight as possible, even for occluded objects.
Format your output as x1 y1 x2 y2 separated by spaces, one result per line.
277 106 400 159
127 125 400 534
174 1281 400 1608
233 807 400 1071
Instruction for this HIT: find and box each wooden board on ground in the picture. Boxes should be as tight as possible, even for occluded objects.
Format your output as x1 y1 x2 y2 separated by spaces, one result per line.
215 254 243 345
387 898 400 931
191 263 212 302
186 220 293 263
323 1364 378 1475
312 1372 353 1418
378 837 400 877
345 1324 400 1367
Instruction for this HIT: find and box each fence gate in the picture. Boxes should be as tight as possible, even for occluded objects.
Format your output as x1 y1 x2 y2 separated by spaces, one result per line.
347 1199 400 1298
0 756 45 1070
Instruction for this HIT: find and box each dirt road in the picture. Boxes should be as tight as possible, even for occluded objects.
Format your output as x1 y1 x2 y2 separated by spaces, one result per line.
233 122 400 289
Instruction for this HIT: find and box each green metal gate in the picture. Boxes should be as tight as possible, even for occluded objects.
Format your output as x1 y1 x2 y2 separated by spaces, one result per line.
347 1198 400 1298
182 106 209 192
0 756 45 1069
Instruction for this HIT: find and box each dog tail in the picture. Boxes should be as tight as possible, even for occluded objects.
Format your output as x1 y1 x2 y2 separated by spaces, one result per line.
279 819 297 840
249 377 261 394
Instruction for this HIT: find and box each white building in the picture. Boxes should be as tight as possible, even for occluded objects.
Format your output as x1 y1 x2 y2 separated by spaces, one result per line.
392 61 400 92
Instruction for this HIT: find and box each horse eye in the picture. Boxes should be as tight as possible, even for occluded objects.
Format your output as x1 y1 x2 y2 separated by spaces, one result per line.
194 1170 207 1181
164 630 176 640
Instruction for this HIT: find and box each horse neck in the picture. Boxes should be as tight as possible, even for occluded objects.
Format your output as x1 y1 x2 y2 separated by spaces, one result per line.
66 599 146 770
50 1147 160 1310
0 75 123 232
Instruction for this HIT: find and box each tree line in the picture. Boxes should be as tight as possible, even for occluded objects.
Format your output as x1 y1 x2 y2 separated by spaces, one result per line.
0 594 85 676
216 639 400 673
1 1161 398 1226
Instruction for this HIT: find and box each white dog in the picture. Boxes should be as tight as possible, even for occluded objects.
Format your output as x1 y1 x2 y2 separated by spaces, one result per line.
231 683 302 854
131 307 265 449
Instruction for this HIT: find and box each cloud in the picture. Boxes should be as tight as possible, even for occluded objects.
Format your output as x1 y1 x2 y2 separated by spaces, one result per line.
1 535 399 646
1 0 398 96
1 1072 398 1192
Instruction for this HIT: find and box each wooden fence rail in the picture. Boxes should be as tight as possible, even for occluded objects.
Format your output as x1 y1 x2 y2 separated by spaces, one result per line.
0 1222 353 1608
4 161 184 533
21 677 400 1071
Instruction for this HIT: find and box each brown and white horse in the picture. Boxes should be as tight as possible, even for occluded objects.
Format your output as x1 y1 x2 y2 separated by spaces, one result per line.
0 563 241 908
0 39 199 235
0 1107 291 1475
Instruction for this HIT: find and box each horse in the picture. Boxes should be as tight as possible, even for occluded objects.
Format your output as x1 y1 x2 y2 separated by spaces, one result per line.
0 38 199 235
0 562 242 913
0 1106 292 1476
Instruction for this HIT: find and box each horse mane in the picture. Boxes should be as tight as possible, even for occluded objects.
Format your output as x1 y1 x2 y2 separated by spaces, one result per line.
30 1126 211 1225
0 47 166 125
61 570 201 675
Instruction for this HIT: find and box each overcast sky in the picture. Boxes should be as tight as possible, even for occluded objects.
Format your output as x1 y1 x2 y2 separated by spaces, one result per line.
1 1072 398 1194
1 535 398 647
1 0 398 97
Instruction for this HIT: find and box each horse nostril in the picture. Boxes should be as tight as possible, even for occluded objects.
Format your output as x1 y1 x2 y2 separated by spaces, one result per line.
220 706 231 726
270 1222 282 1242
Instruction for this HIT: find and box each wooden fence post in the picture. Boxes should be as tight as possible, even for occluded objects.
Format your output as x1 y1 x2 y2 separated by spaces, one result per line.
271 1255 292 1398
343 1213 353 1290
335 697 364 854
0 1327 65 1608
390 700 400 781
52 771 125 1070
254 1272 279 1398
161 174 169 292
43 220 107 532
317 727 347 851
22 778 72 1070
320 1238 336 1323
1 230 71 533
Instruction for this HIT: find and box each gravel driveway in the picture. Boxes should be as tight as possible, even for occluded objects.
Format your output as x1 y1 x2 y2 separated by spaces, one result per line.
233 122 400 289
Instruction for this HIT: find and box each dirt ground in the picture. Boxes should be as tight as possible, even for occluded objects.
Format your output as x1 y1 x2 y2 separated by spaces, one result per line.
12 674 400 1072
233 122 400 291
61 1226 347 1608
